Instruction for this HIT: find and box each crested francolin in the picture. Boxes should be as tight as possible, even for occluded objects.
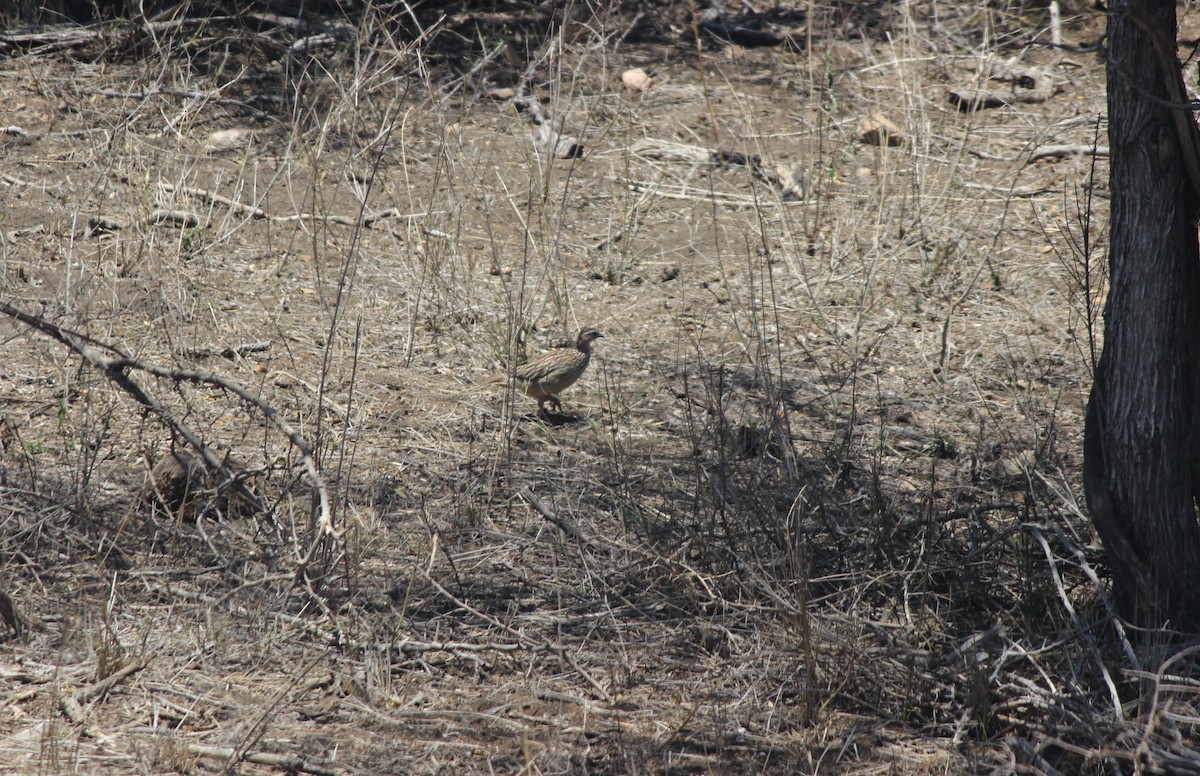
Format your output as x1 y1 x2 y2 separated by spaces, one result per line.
510 328 603 415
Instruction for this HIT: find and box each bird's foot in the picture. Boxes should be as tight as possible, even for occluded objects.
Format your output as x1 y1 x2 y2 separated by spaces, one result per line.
535 398 575 424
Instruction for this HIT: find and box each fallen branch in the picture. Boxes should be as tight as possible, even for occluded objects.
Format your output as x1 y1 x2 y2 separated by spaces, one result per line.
518 487 722 606
419 568 613 702
1027 525 1123 718
1028 144 1109 162
0 18 211 48
512 94 586 159
151 580 573 659
188 744 336 776
0 300 333 538
184 340 272 360
88 210 202 235
78 656 153 704
59 656 152 729
519 487 605 551
1 124 112 142
631 138 805 200
159 181 431 227
0 24 106 49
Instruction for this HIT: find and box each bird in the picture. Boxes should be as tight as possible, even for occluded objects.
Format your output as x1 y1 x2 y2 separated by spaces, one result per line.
508 328 603 416
142 450 208 516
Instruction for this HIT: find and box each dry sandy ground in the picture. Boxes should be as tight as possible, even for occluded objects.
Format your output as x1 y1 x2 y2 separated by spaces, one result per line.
0 3 1176 774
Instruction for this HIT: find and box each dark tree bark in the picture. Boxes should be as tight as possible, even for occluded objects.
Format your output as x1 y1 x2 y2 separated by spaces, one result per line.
1084 0 1200 631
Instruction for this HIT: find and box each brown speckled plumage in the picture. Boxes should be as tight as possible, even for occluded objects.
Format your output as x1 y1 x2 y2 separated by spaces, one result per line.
510 328 603 414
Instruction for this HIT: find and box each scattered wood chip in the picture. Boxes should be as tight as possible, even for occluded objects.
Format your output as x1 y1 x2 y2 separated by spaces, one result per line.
147 209 201 227
948 88 1008 111
87 215 127 235
697 9 784 47
768 162 806 200
185 340 272 360
58 655 152 732
87 210 201 235
859 113 905 147
992 62 1057 101
948 59 1058 111
632 139 804 201
286 24 357 57
534 122 585 159
188 745 336 776
511 95 586 159
1028 144 1109 162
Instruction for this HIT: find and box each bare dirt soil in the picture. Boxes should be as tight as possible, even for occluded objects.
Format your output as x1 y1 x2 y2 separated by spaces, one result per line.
1 2 1186 774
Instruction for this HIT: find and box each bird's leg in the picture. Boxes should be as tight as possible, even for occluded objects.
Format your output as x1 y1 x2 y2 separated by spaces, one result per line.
548 395 563 414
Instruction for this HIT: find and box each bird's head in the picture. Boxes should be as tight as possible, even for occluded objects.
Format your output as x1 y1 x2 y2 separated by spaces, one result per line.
577 328 604 348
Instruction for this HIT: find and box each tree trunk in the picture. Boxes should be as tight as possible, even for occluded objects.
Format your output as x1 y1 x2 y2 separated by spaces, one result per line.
1084 0 1200 631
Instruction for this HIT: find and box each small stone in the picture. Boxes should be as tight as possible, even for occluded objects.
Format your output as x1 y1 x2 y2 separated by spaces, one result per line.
622 68 653 92
204 128 257 153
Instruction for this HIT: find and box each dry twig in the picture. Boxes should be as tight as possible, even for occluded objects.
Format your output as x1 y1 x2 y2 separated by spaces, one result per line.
0 301 334 538
58 656 152 730
188 744 336 776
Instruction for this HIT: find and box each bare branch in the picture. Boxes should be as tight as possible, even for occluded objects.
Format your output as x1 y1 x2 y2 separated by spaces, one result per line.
0 299 333 536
